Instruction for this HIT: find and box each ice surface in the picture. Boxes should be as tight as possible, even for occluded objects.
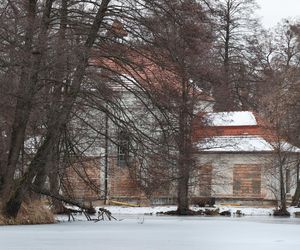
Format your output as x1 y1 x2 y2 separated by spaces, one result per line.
1 216 300 250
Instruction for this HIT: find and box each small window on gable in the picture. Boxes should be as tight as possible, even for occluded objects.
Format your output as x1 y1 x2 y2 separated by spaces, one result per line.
117 130 130 167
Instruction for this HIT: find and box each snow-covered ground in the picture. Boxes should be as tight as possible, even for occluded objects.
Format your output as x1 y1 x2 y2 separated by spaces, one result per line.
95 205 300 216
1 216 300 250
56 205 300 222
100 205 276 216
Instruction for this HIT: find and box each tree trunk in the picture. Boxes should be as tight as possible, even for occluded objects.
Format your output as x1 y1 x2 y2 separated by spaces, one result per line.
176 80 192 215
279 164 287 212
292 181 300 207
177 162 190 215
35 0 68 208
1 0 54 199
3 0 111 218
213 0 235 111
291 163 300 206
0 0 37 197
48 148 65 214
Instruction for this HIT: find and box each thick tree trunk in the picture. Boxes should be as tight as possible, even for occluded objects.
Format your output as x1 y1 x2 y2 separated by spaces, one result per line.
176 80 193 215
279 164 288 212
36 0 68 208
3 0 111 218
49 169 65 213
32 141 59 194
292 181 300 207
1 0 54 199
291 163 300 206
4 134 57 217
0 0 37 197
177 162 190 215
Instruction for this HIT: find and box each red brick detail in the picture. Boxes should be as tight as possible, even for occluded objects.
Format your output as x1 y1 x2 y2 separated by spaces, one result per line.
110 160 143 197
233 165 261 198
199 165 212 196
192 111 280 145
63 158 100 201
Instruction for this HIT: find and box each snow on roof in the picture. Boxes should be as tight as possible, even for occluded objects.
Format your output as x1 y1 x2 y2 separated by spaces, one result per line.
197 135 300 153
197 135 274 152
24 136 106 157
205 111 257 127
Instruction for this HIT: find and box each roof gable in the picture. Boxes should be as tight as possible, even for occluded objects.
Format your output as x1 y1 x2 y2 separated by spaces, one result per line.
194 111 300 153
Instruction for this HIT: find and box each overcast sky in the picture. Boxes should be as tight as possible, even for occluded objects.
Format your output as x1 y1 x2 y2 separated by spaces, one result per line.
256 0 300 28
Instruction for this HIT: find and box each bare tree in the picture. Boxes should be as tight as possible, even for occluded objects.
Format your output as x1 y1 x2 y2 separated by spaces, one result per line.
212 0 262 111
257 21 300 211
111 0 216 214
0 0 112 218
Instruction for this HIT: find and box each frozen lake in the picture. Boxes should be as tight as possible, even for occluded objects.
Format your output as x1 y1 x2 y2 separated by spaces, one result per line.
1 216 300 250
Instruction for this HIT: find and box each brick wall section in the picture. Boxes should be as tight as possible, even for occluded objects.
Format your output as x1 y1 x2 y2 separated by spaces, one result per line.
199 165 212 196
63 158 100 201
233 164 261 197
109 159 172 201
109 160 144 198
63 159 265 203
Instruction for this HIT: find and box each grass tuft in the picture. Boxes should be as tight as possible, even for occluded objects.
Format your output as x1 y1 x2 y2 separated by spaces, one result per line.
0 200 55 225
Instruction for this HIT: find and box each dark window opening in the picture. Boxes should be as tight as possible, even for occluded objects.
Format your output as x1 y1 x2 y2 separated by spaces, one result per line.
117 130 130 167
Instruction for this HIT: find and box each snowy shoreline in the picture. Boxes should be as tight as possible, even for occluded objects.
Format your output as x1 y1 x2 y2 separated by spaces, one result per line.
56 205 300 223
100 205 300 216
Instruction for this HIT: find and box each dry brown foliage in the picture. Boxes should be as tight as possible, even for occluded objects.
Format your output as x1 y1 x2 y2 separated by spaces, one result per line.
0 200 54 225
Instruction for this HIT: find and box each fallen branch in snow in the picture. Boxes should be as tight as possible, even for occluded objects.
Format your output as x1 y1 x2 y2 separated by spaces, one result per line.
32 187 97 221
97 208 117 221
57 207 78 222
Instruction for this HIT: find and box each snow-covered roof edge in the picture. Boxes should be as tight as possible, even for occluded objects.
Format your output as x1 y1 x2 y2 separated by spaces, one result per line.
196 135 300 153
205 111 257 127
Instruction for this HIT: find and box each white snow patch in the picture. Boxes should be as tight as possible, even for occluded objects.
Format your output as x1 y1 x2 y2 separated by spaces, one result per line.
100 205 178 215
56 205 300 218
197 135 274 152
288 206 300 214
205 111 257 126
94 205 300 217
